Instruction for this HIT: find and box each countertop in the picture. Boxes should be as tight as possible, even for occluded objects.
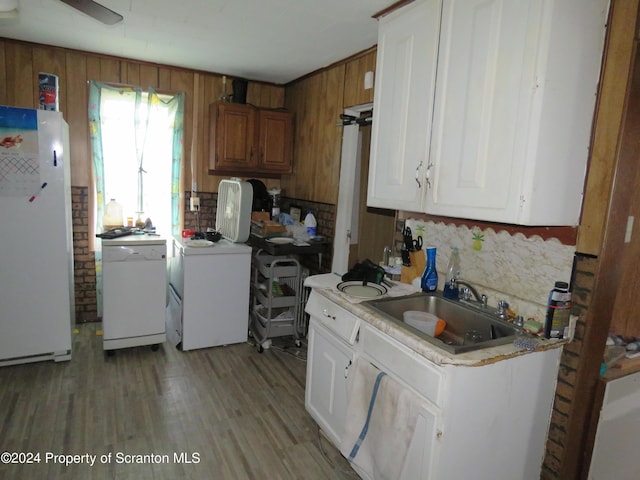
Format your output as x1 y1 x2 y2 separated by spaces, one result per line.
172 235 251 255
305 273 565 367
246 233 330 256
101 233 167 246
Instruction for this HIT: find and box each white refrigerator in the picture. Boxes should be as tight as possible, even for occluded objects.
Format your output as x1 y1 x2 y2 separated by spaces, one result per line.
0 106 74 366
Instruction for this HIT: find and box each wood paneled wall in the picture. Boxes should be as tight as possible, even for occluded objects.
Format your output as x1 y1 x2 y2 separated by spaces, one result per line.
0 38 285 194
282 48 377 204
343 47 376 107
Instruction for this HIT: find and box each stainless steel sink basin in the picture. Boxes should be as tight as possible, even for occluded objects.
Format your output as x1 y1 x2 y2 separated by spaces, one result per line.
364 293 522 354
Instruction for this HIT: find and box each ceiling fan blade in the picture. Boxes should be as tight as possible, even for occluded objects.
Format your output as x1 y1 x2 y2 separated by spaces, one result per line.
59 0 123 25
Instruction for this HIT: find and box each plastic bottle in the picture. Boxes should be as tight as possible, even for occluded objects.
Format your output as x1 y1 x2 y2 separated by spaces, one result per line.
544 281 572 339
268 188 281 220
103 198 123 230
443 247 461 299
304 211 317 237
421 246 438 292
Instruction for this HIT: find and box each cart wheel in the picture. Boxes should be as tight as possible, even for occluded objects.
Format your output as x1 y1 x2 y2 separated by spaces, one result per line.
151 344 160 352
257 344 264 353
295 340 302 348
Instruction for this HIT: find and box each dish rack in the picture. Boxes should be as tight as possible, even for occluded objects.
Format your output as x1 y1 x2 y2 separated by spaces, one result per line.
249 251 303 352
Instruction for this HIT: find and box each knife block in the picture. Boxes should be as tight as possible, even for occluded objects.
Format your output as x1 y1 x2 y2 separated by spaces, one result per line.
400 250 426 284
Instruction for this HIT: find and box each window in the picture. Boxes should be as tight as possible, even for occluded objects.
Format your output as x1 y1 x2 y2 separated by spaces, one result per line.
89 82 185 240
100 90 173 234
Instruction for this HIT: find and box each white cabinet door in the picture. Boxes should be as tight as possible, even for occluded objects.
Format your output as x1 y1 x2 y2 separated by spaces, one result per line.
305 318 354 447
588 372 640 479
399 404 439 480
427 0 607 225
427 0 533 220
367 0 442 211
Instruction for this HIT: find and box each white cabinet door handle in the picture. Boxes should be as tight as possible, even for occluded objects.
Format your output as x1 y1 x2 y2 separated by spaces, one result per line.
322 309 336 320
425 162 433 189
415 160 423 189
344 359 352 379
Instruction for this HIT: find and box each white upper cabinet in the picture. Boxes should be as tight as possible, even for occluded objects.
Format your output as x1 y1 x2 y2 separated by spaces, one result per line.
367 0 442 212
368 0 609 225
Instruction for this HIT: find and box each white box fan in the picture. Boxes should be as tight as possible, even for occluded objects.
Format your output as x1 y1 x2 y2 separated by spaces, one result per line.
216 178 253 243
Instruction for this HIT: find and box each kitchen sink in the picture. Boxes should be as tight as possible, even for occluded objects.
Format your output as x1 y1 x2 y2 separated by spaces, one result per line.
364 293 522 354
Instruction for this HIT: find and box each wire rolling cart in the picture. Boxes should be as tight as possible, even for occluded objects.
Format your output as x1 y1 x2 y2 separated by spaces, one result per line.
249 251 305 352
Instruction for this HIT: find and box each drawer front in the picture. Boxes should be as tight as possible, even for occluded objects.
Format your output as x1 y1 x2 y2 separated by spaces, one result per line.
305 291 360 345
360 324 443 407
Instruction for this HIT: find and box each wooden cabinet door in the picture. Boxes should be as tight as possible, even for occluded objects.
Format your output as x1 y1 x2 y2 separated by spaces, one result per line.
209 102 257 172
367 0 442 212
258 109 293 174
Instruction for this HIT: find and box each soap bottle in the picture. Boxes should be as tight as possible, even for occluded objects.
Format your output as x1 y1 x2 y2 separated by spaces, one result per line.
443 246 461 299
421 246 438 292
544 281 572 339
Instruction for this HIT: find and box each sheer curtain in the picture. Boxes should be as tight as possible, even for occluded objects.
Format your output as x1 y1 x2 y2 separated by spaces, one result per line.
88 81 185 315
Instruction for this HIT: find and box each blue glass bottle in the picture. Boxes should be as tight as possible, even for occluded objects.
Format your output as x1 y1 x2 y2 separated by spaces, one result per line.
421 247 438 292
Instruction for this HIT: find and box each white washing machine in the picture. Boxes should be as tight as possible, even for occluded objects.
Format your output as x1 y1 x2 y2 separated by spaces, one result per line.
102 235 167 351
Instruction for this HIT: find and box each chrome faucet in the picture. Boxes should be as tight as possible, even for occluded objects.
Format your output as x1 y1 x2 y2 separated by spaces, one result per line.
496 300 510 320
452 279 488 308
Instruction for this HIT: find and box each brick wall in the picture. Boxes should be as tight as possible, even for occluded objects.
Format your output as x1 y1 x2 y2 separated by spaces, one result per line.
541 254 598 478
279 197 335 275
184 191 217 232
71 186 98 323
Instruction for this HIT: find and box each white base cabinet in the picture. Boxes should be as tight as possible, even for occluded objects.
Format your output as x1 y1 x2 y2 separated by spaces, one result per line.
305 289 563 480
305 319 354 446
368 0 609 225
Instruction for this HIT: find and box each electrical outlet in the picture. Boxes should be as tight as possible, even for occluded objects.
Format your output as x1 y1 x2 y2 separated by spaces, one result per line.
190 196 200 211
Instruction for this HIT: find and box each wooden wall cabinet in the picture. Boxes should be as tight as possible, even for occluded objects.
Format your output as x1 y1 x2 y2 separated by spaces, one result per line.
209 102 293 175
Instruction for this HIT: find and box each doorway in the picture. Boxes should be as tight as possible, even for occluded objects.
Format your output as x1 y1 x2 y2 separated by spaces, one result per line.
332 104 396 274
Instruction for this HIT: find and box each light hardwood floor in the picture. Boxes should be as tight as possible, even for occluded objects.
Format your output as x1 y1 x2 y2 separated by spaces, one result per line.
0 324 357 479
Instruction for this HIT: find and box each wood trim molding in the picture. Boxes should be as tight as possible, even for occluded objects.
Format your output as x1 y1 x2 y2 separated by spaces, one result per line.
286 45 377 87
372 0 415 19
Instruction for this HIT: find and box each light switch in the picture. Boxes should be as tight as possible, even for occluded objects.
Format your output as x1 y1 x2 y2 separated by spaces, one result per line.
364 71 374 90
624 215 634 243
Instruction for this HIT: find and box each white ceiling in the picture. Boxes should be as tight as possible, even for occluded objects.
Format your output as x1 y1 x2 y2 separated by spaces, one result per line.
0 0 395 84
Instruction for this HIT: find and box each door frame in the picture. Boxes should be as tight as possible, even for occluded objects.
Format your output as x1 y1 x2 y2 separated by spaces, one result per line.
332 103 373 274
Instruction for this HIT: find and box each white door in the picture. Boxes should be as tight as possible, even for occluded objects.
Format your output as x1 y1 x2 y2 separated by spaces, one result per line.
367 0 442 212
333 105 371 274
